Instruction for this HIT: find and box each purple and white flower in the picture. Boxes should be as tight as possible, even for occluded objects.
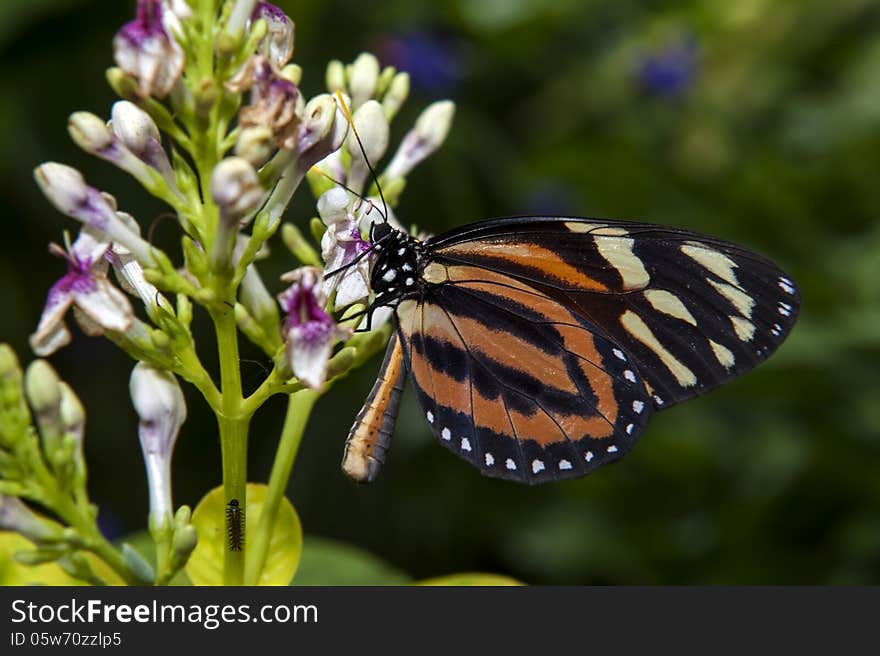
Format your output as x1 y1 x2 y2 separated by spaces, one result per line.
317 188 372 308
277 267 348 390
228 56 301 150
251 2 295 69
30 230 133 357
34 163 155 264
113 0 185 99
130 363 187 523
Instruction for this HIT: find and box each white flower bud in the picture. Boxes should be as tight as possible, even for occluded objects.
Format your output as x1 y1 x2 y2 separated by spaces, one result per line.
111 101 159 154
326 59 345 93
210 158 266 269
382 72 410 121
384 100 455 181
349 52 380 109
317 187 352 226
211 157 265 218
34 163 155 265
346 100 390 193
68 112 115 154
236 126 276 167
130 363 186 523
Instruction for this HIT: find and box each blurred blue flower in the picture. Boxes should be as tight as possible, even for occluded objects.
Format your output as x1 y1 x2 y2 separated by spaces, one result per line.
523 179 579 216
378 30 462 95
636 38 698 99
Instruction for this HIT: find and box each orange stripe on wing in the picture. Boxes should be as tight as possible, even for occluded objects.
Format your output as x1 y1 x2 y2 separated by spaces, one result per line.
441 241 609 291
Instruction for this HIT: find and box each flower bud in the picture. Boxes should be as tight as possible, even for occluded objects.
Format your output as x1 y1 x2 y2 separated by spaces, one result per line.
316 186 351 225
349 52 380 109
384 100 455 181
130 363 186 523
212 157 265 218
346 100 390 193
0 496 66 544
236 126 276 167
210 158 266 269
382 71 410 121
34 163 155 264
326 60 346 93
111 101 176 188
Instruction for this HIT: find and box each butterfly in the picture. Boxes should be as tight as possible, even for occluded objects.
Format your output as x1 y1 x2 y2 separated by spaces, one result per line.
324 91 800 486
339 215 800 485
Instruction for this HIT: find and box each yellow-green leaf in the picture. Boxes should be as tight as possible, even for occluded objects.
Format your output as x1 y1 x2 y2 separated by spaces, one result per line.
186 483 302 586
416 572 525 586
0 532 83 586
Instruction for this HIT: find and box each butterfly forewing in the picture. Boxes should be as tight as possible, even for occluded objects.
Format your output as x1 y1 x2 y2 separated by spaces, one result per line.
427 216 800 409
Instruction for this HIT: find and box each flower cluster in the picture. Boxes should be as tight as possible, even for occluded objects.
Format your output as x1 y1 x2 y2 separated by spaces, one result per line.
11 0 455 586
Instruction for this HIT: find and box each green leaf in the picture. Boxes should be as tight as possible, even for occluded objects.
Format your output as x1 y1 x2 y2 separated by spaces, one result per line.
416 573 524 586
186 484 301 586
292 536 411 586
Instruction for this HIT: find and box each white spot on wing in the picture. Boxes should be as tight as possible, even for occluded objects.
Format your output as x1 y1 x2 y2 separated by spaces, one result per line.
633 400 644 414
559 459 572 471
485 453 495 466
709 339 736 368
643 289 697 326
461 438 471 452
613 348 627 361
730 315 756 342
708 279 755 318
441 427 451 441
624 370 637 383
532 459 545 474
505 458 516 470
585 451 594 462
382 269 397 282
607 445 619 453
653 395 664 406
426 411 434 423
595 235 650 290
681 243 739 286
626 424 634 435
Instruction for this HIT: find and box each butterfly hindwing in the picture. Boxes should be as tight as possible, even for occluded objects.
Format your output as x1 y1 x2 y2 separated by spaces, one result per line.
427 216 800 409
395 266 652 483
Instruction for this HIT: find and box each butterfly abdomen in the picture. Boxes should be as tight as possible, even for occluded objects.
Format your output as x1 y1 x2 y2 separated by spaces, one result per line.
342 333 407 483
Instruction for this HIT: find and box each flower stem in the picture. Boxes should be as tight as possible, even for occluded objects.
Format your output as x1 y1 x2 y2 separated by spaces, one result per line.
244 389 317 585
212 304 249 585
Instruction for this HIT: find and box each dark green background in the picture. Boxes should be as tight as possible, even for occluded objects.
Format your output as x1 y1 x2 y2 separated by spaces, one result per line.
1 0 878 584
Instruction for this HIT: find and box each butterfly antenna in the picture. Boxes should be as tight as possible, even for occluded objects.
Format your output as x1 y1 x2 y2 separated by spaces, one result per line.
334 90 390 224
310 166 387 223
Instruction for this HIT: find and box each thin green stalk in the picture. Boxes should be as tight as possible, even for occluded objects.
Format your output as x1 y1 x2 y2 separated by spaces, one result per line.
54 497 142 586
244 389 318 585
212 305 249 585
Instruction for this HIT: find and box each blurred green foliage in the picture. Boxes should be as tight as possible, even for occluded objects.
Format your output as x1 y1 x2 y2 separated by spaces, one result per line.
0 0 878 584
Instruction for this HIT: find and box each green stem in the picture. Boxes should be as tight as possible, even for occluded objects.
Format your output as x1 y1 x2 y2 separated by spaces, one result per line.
244 389 317 585
54 497 142 586
211 303 249 585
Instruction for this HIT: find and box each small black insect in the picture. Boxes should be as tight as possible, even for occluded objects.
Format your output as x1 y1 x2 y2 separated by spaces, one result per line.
226 499 244 551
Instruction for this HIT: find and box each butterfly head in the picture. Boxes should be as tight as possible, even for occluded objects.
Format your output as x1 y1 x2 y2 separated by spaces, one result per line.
369 224 421 304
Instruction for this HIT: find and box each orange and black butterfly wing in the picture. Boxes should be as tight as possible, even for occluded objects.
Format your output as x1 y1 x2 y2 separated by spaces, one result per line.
428 216 800 410
395 267 652 484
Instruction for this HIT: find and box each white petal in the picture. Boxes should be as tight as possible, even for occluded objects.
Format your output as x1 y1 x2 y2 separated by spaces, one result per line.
72 280 133 334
